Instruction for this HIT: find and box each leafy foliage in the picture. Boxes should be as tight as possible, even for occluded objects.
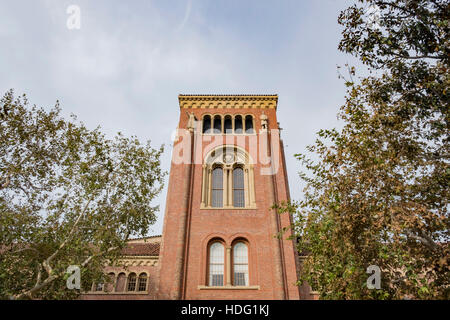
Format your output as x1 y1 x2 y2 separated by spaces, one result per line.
277 0 449 299
0 90 165 299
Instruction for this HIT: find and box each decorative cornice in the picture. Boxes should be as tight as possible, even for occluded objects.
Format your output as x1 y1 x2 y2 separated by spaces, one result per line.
178 94 278 110
114 255 159 267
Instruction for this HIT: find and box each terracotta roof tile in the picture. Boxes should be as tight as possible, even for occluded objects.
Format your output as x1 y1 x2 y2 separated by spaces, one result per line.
120 242 160 256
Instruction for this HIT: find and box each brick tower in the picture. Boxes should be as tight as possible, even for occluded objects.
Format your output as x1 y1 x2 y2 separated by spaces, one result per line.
157 95 301 300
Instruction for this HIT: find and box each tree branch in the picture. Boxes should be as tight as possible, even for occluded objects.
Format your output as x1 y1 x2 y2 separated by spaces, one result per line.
405 229 439 251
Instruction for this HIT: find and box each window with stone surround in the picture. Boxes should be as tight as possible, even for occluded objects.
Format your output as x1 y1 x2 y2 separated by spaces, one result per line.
115 272 126 292
201 114 255 135
233 242 249 286
127 273 137 292
201 146 256 209
204 238 252 288
208 242 225 286
138 273 148 292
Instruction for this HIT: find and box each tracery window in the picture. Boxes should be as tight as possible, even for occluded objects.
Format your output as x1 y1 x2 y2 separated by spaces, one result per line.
201 146 255 209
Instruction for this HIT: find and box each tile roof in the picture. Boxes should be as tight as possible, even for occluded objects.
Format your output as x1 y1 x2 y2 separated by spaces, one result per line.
120 242 160 256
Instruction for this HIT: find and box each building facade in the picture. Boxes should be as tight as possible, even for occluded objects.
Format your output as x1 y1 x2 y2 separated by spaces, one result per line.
83 95 315 300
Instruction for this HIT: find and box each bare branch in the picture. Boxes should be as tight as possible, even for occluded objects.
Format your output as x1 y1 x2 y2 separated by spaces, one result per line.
43 198 93 276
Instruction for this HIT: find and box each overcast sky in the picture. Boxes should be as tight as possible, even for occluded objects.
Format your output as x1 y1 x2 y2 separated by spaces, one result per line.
0 0 361 236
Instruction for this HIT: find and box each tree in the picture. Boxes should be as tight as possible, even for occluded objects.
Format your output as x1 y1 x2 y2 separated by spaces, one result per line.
0 90 165 299
277 0 449 299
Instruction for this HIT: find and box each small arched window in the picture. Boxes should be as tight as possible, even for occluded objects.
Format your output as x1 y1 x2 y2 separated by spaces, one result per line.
213 115 222 134
104 272 115 293
115 272 126 292
94 282 104 292
211 167 223 208
209 242 225 286
245 115 254 134
234 115 243 134
203 115 211 134
224 115 232 134
233 242 249 286
138 273 148 292
127 273 137 292
233 167 245 207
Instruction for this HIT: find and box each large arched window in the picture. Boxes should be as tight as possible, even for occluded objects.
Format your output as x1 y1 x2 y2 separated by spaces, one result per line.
203 115 211 134
213 115 222 134
233 242 249 286
211 167 223 208
209 242 225 286
127 273 137 292
138 273 148 292
234 115 243 134
245 115 254 134
233 167 245 207
201 147 256 209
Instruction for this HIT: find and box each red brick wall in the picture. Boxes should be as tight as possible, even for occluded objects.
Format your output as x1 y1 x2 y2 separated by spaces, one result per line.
157 102 301 300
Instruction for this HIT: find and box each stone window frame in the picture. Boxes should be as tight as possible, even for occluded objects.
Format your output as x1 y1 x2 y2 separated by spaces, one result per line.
200 146 256 210
126 272 137 292
201 114 256 136
231 240 249 286
199 235 259 290
137 273 148 292
89 271 150 294
207 239 226 287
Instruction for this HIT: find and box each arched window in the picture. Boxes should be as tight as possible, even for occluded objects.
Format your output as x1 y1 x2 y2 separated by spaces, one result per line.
115 273 126 292
233 242 249 286
104 272 115 293
245 115 254 134
234 115 243 134
203 115 211 134
94 282 104 292
209 242 224 286
127 273 137 292
211 167 223 208
201 146 256 209
138 273 148 292
233 167 245 207
224 115 232 134
213 115 222 134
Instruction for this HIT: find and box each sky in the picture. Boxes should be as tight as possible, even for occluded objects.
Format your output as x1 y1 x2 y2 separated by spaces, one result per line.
0 0 361 236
